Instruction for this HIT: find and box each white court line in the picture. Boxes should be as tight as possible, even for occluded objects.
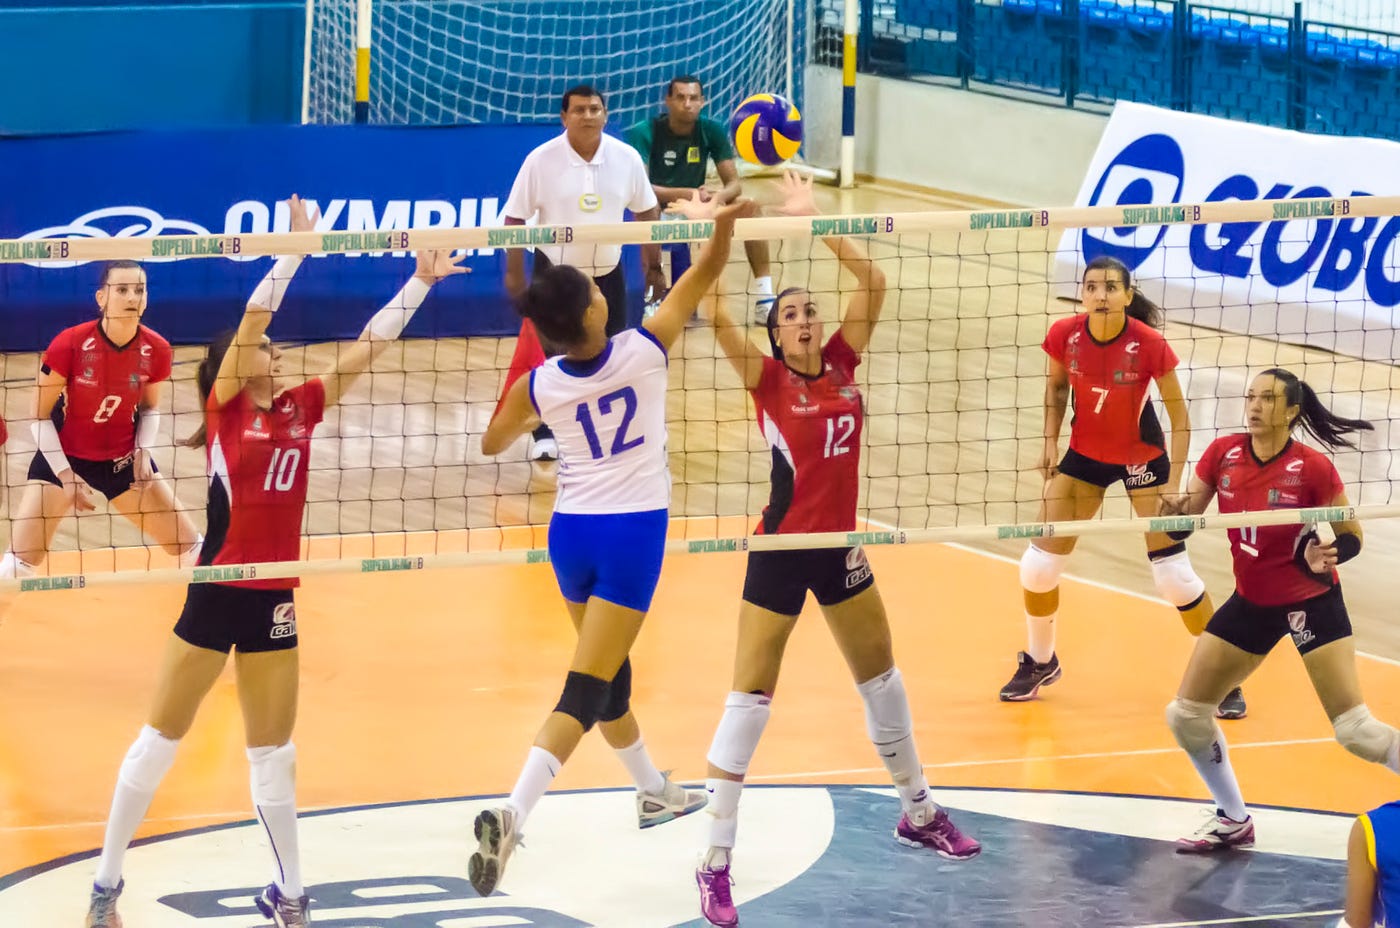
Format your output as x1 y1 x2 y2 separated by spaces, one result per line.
1121 911 1342 928
745 736 1335 782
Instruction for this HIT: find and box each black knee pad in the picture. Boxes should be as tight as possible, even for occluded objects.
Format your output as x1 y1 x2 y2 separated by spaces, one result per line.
554 671 610 731
598 658 632 723
1148 541 1188 562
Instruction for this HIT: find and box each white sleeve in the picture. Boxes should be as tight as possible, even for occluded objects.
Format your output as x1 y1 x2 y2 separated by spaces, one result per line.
502 153 537 221
626 147 659 213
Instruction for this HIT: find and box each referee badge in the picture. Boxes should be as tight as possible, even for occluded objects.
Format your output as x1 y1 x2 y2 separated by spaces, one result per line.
578 193 602 212
687 146 701 164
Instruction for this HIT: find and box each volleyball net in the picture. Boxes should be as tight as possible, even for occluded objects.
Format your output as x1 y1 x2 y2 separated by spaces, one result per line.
2 193 1399 592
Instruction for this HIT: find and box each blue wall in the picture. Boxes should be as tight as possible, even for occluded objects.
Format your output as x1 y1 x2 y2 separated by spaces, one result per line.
0 0 303 135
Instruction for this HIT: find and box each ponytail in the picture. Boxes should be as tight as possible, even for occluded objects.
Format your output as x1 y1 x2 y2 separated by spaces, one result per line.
1083 255 1163 330
1262 367 1374 451
183 329 236 449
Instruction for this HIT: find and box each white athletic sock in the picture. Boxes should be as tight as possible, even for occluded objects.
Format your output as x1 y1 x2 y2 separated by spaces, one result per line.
751 276 774 298
1184 729 1248 822
248 743 302 898
615 738 666 796
95 726 179 888
1026 611 1056 664
507 746 561 829
704 777 743 862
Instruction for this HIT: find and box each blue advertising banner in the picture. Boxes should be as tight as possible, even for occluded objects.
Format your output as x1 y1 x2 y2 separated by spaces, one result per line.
0 124 645 352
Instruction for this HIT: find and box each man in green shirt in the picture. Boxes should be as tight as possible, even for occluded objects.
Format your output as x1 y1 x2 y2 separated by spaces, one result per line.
627 75 775 324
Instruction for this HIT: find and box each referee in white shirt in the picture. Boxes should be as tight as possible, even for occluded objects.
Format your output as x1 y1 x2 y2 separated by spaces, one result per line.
494 84 665 460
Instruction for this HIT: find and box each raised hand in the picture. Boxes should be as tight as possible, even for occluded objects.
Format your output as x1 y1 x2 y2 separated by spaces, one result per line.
776 170 819 217
414 249 471 284
668 188 719 221
287 194 321 233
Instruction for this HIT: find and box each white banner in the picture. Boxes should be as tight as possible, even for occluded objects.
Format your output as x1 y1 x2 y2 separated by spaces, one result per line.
1057 101 1400 362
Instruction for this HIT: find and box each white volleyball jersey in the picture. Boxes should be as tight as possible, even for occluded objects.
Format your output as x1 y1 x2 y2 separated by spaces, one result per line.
530 327 671 514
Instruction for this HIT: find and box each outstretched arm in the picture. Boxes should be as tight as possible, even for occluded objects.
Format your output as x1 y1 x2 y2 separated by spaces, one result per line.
775 171 886 354
704 293 765 391
319 249 469 408
213 194 316 407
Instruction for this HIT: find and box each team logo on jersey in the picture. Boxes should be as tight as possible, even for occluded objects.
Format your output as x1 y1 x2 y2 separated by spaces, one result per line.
687 146 701 164
1125 340 1139 354
1288 609 1315 647
82 337 97 350
129 373 140 389
245 415 270 439
1225 447 1244 460
79 367 97 385
269 602 297 639
839 387 859 401
1220 475 1230 488
1113 369 1142 384
1268 488 1300 506
578 193 602 212
662 149 678 167
141 343 152 356
1286 459 1305 472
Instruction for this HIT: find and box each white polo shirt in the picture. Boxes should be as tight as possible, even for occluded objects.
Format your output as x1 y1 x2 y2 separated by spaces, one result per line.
503 132 659 276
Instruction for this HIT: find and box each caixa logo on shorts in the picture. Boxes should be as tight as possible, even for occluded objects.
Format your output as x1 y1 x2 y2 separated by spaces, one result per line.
1288 609 1314 648
270 602 297 640
845 546 872 589
1124 463 1154 487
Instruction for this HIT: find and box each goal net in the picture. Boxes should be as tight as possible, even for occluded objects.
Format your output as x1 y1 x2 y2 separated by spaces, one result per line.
304 0 809 129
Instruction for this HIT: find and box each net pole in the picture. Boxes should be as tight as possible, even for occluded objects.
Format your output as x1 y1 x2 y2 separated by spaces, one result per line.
840 0 857 188
354 0 371 124
300 0 314 124
786 0 796 104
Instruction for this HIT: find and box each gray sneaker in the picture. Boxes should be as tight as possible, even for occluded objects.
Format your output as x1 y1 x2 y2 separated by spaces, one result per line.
637 773 708 829
469 806 519 896
85 881 124 928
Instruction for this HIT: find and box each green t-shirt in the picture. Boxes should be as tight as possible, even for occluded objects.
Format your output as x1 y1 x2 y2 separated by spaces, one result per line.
625 115 735 189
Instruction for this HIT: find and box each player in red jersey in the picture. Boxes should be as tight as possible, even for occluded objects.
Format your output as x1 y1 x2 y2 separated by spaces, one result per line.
673 174 978 928
83 195 468 928
1000 256 1231 712
1160 367 1399 853
0 261 203 581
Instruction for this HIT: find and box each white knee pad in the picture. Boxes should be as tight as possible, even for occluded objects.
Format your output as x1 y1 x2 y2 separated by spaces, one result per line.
707 692 772 776
1150 551 1206 609
1020 545 1068 595
1165 698 1219 755
856 666 913 745
248 742 297 806
1332 705 1400 768
118 725 180 792
0 552 36 579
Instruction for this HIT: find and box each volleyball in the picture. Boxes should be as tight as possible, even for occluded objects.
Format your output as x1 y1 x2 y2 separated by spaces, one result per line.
729 93 803 166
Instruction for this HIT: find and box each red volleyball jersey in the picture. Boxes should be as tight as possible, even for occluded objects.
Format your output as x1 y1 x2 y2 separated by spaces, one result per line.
1196 434 1345 606
751 332 863 534
0 414 7 447
41 320 172 461
1043 314 1177 465
203 379 326 589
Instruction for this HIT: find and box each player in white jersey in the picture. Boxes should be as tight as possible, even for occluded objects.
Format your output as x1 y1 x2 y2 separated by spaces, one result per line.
473 197 755 898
